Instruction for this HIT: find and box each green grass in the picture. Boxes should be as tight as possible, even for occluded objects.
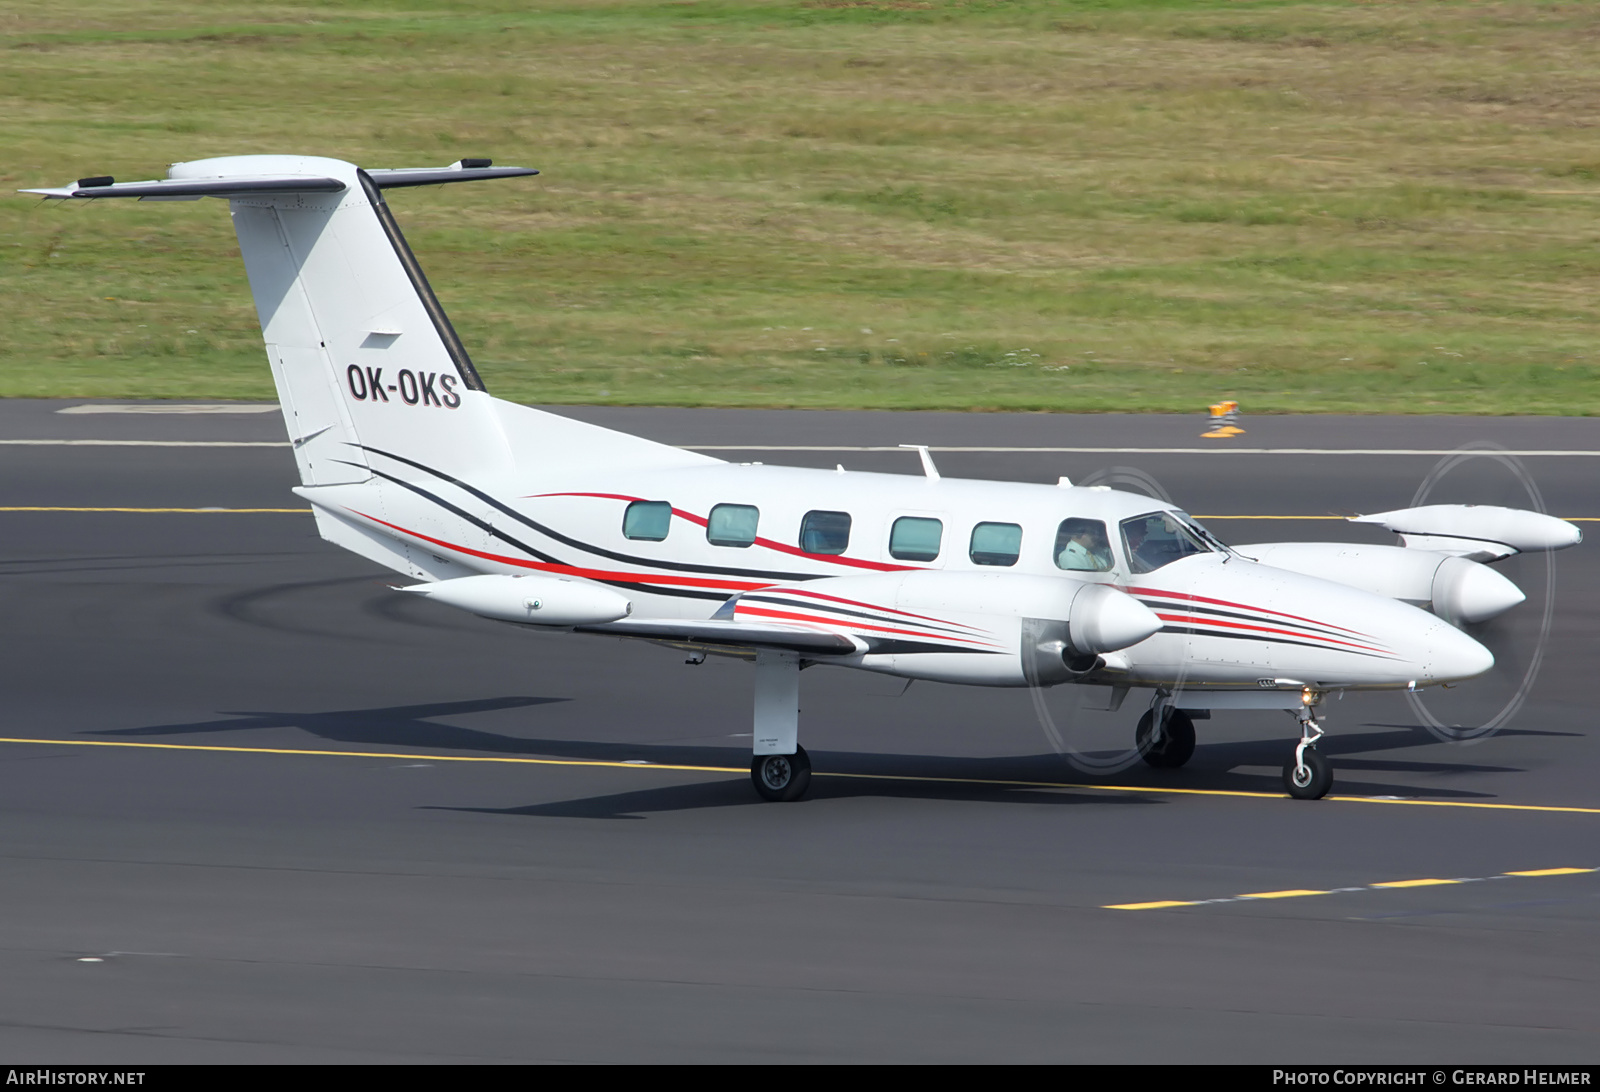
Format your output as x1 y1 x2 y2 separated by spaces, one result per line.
5 1 1600 413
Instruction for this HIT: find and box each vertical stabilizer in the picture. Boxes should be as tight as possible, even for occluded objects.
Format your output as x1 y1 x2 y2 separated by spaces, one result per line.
200 154 517 487
20 154 728 580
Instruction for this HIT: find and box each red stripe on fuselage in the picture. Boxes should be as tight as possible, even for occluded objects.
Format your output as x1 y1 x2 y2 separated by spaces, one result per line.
349 509 769 593
756 586 984 632
1155 612 1389 655
526 491 916 573
734 604 1000 649
1128 585 1369 638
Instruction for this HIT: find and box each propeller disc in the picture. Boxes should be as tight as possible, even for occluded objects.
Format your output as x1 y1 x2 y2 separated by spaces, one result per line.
1402 443 1556 741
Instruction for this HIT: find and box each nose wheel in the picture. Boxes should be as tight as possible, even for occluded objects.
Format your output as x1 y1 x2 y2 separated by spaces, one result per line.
1283 747 1331 799
1282 704 1332 799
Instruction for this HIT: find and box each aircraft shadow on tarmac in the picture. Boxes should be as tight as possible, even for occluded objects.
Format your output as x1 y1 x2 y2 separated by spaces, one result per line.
214 576 543 641
427 776 1157 820
214 576 458 642
0 551 292 578
90 697 572 752
426 728 1551 820
90 698 1574 813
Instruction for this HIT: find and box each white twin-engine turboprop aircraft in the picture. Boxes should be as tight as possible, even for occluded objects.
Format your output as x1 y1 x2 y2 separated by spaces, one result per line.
27 155 1582 802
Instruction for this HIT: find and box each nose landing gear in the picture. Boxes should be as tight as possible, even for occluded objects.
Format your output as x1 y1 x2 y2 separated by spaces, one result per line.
1283 696 1332 799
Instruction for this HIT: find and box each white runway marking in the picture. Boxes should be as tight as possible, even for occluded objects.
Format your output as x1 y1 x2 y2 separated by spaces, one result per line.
0 439 288 447
6 440 1600 456
56 403 281 415
691 445 1600 457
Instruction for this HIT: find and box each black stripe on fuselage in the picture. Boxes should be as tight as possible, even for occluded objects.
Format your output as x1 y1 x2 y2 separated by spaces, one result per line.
343 460 559 564
1135 598 1380 647
358 444 826 583
738 593 980 638
860 638 1007 656
346 462 724 601
1159 625 1399 661
627 584 731 602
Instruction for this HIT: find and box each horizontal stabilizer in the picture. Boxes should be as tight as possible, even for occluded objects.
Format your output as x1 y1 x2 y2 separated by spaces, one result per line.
577 618 862 655
366 164 540 189
21 159 536 200
22 176 347 200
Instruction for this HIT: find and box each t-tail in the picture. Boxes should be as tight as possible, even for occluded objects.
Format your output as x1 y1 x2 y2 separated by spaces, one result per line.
25 155 714 579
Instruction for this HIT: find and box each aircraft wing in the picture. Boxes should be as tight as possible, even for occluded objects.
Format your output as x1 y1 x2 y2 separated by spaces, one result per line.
575 618 862 656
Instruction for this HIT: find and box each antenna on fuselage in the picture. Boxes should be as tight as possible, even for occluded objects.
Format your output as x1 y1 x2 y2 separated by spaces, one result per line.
898 444 941 482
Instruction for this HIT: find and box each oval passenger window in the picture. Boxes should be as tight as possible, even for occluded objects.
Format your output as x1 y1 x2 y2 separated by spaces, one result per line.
800 510 852 555
622 500 672 542
969 522 1022 566
707 503 760 548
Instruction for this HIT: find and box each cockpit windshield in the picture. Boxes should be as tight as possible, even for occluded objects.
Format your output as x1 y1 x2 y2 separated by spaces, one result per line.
1119 510 1220 574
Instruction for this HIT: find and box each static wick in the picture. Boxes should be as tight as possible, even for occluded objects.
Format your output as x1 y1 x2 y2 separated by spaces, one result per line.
1202 400 1244 439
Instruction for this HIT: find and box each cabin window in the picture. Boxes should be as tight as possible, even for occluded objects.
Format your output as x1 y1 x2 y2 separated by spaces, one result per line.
1120 511 1213 573
969 522 1022 567
800 510 852 555
707 503 760 548
889 516 943 562
622 500 672 542
1054 518 1113 572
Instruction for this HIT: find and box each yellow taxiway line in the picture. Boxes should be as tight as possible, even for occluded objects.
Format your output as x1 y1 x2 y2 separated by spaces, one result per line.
0 736 1596 816
0 736 746 776
1105 866 1597 910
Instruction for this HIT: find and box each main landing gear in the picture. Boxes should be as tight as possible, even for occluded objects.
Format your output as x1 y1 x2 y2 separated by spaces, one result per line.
1283 696 1332 800
1136 704 1196 769
752 747 812 802
748 649 811 802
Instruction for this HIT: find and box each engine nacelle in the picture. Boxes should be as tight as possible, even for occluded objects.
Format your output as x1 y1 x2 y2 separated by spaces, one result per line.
1234 542 1525 625
735 570 1161 687
402 573 633 626
1350 504 1581 560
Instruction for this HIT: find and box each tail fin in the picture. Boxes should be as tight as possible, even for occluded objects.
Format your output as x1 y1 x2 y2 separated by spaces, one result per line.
27 155 538 486
24 155 722 582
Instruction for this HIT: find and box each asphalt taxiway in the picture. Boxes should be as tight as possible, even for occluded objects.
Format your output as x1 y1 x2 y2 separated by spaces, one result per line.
0 400 1595 1062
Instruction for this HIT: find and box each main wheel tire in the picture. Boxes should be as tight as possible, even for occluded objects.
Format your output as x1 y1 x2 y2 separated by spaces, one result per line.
1136 709 1197 769
1282 747 1333 800
751 746 812 802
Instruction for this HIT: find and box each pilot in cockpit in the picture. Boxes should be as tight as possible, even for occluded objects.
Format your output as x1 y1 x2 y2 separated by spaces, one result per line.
1054 518 1114 572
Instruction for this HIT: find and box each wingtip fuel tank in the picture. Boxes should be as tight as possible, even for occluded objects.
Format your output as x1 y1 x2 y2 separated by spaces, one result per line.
404 574 632 626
